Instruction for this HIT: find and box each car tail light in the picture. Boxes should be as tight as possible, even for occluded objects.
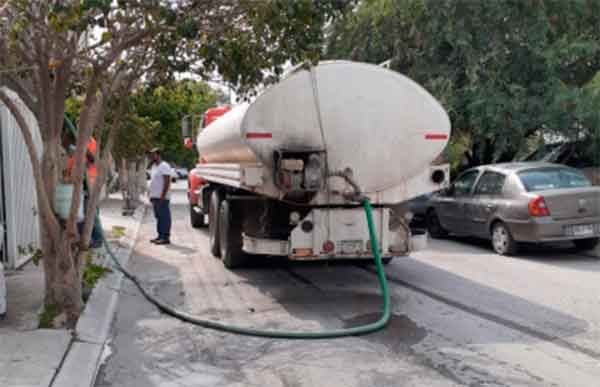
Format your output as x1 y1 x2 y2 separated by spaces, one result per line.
529 196 550 217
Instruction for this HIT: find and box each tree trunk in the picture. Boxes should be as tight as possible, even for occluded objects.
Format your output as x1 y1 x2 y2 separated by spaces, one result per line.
136 160 148 202
120 159 132 209
54 242 83 327
40 228 83 327
120 158 146 210
0 88 81 325
39 147 83 327
40 228 57 307
127 161 138 204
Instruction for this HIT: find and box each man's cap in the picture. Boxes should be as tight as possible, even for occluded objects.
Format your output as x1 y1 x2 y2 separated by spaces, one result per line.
149 147 161 153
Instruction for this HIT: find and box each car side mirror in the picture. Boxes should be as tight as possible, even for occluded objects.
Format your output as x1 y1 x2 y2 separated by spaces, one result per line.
444 185 455 197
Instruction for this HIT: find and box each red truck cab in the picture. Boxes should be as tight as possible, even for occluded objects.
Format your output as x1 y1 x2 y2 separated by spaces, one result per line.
188 106 230 227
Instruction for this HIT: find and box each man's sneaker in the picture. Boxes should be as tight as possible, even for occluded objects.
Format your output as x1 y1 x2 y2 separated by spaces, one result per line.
150 238 161 244
154 239 170 245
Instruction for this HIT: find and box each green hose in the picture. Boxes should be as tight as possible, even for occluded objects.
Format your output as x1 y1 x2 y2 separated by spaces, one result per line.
100 199 391 338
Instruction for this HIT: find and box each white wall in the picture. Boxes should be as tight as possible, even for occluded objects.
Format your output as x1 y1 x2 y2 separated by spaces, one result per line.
0 87 43 269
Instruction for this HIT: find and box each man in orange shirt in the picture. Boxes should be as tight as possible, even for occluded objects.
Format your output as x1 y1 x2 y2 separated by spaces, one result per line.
66 138 103 248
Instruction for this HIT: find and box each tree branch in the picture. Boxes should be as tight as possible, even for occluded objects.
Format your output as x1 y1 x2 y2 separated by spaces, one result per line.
0 74 38 117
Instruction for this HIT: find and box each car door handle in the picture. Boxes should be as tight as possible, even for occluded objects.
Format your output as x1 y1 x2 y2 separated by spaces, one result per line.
485 204 496 212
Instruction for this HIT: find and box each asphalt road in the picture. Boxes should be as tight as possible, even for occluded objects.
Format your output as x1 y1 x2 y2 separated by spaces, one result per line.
96 182 600 387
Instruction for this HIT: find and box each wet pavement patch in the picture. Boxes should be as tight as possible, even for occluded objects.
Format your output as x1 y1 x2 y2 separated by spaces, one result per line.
343 313 427 353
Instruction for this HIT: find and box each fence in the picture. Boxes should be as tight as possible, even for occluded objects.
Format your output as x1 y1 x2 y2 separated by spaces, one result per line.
0 87 43 269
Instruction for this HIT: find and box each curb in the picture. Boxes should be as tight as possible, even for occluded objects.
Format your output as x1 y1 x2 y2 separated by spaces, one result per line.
51 203 146 387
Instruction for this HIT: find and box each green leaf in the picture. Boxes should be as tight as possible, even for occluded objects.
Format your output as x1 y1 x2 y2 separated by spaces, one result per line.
100 31 112 43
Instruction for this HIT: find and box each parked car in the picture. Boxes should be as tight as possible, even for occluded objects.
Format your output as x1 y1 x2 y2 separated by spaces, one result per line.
425 162 600 255
407 192 435 228
174 167 188 179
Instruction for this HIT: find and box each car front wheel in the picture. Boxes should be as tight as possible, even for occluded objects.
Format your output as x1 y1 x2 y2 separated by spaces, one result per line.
426 209 448 239
491 222 518 255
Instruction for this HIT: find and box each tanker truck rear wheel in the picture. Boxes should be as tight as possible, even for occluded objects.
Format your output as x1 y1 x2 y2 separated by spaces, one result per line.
219 200 247 269
209 190 223 257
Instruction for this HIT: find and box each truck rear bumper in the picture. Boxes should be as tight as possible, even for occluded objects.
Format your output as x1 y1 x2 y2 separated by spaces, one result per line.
242 207 417 259
242 232 394 260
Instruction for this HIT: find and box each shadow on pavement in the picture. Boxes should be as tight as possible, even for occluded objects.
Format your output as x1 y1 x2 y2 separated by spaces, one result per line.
384 257 590 341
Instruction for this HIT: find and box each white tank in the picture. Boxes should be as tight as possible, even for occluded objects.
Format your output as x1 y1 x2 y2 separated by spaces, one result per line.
196 61 450 197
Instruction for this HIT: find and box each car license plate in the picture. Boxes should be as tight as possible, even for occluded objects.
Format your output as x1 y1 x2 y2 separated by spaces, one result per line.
341 240 363 254
569 224 594 237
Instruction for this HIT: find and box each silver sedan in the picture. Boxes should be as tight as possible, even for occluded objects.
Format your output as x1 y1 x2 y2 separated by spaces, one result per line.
425 162 600 255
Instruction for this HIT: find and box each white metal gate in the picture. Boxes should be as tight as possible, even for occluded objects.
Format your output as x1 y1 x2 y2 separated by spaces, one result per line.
0 87 43 269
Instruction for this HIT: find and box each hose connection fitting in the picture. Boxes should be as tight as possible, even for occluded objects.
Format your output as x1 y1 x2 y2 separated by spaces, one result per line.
329 168 368 203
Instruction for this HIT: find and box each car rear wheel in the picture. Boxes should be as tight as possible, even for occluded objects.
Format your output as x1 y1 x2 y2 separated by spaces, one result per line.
491 222 518 255
573 238 599 251
426 209 448 238
209 190 223 257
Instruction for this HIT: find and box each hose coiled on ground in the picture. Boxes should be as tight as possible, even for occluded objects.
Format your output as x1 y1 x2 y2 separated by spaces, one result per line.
100 199 391 339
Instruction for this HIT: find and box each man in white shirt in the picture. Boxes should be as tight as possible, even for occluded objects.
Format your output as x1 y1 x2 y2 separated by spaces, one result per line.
148 148 173 245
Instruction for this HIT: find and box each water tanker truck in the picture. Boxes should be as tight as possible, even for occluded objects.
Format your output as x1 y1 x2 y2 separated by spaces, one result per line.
182 61 450 268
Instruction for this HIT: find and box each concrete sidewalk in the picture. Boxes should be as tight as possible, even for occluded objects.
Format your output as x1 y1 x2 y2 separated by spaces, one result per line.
0 262 71 387
0 195 144 387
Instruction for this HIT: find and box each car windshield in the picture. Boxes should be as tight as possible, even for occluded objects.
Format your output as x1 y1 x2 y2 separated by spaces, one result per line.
518 167 591 192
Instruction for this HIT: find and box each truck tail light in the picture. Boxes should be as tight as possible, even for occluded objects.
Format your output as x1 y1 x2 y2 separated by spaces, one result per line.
529 196 550 217
322 240 335 253
293 248 314 257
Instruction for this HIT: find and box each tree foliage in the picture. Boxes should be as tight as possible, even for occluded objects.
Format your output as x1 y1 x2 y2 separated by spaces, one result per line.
326 0 600 170
131 80 219 168
0 0 353 324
